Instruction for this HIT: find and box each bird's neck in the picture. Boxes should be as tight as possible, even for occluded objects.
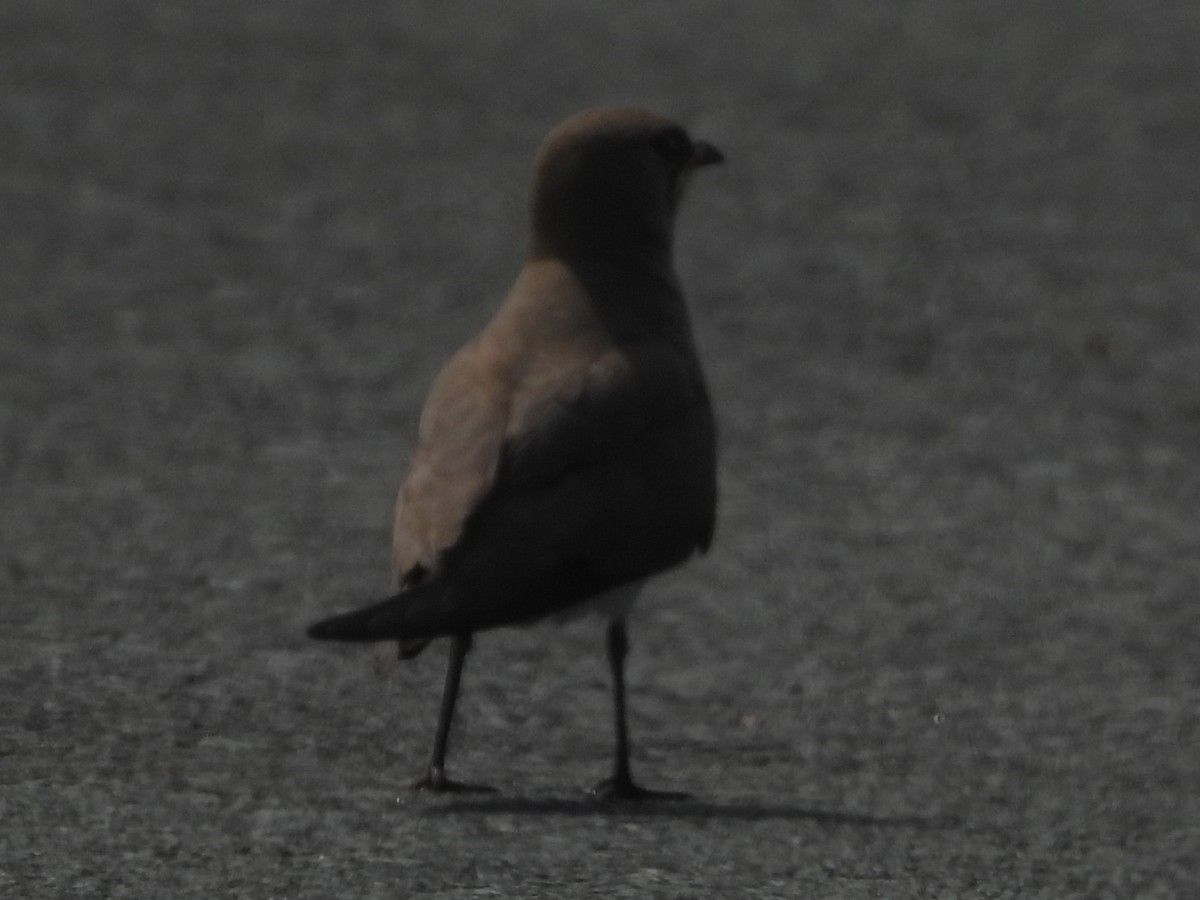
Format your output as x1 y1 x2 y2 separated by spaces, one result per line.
528 226 674 268
538 250 694 352
529 177 677 271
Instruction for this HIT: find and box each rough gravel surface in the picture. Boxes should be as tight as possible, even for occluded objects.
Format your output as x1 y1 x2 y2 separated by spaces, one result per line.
3 2 1198 897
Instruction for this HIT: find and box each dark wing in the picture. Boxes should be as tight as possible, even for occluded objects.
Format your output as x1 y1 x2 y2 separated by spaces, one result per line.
316 343 714 642
415 344 715 630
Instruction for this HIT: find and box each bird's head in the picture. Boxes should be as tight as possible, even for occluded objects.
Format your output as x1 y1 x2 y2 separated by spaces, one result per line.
529 107 723 265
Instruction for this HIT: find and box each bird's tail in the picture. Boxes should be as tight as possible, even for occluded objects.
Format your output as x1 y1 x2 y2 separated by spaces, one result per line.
306 580 443 643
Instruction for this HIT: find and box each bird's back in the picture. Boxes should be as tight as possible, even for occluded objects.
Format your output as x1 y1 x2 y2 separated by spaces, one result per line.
390 256 715 634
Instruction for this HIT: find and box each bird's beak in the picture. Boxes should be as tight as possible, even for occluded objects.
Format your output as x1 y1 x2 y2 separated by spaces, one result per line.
688 140 725 168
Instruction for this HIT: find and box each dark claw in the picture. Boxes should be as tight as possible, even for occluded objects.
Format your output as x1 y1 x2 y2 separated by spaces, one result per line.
412 768 498 795
589 773 689 802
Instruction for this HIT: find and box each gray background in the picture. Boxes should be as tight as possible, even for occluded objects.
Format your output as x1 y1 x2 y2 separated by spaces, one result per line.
2 1 1197 897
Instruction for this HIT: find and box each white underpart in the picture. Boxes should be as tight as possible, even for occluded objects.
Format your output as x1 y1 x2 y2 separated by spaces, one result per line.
548 580 644 624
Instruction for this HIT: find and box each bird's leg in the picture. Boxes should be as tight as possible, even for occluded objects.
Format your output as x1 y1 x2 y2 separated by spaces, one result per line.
413 632 496 793
590 618 688 801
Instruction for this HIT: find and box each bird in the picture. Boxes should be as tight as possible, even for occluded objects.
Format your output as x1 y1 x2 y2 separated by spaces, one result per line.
307 106 723 800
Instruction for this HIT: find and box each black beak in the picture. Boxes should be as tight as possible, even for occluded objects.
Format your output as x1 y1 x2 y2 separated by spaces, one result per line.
688 139 725 168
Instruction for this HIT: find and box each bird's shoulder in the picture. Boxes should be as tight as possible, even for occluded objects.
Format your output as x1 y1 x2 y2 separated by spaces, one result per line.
393 257 710 576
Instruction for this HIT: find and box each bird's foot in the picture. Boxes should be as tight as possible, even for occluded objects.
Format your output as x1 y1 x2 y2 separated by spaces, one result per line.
412 768 498 795
589 773 689 803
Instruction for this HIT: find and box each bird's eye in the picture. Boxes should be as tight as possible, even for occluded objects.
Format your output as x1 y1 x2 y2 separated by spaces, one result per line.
652 129 692 166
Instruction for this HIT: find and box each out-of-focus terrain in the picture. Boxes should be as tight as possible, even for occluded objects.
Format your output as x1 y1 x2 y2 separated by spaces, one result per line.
2 2 1197 896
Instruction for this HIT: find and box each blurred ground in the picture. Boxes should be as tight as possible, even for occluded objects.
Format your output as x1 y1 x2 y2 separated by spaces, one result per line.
2 1 1198 897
